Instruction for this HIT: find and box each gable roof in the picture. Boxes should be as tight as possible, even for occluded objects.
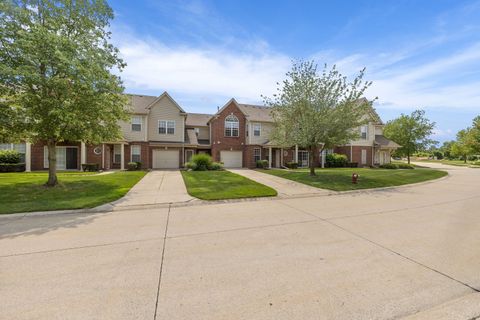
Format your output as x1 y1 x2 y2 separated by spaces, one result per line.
126 94 157 115
237 104 273 122
145 91 187 114
186 113 213 127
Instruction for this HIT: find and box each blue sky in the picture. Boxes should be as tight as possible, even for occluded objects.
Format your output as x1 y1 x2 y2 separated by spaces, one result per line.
109 0 480 142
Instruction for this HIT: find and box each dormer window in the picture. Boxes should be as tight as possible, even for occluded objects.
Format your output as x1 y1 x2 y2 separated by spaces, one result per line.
225 114 239 137
131 116 142 131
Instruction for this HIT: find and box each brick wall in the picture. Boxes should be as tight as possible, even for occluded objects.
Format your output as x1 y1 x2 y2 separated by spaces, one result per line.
335 145 373 166
210 101 247 163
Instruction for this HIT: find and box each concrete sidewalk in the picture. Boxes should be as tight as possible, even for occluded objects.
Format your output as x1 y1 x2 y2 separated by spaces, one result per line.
228 168 332 197
113 170 194 207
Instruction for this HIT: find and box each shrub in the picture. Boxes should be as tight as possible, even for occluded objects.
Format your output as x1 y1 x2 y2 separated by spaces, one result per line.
286 161 298 169
433 151 443 160
208 162 223 171
81 163 100 172
0 150 21 164
256 159 268 169
0 163 25 172
326 153 348 167
468 155 479 161
127 162 139 171
379 163 398 169
397 163 415 169
185 161 197 171
190 153 212 171
135 161 142 169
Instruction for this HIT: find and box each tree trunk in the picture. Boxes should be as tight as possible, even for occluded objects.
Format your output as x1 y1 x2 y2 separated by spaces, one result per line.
464 155 467 164
46 139 58 187
309 147 316 176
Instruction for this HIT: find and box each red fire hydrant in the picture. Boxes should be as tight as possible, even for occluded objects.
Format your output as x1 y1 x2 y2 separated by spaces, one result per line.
352 173 359 184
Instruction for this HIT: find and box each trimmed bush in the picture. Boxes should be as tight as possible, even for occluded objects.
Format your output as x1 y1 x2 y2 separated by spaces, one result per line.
187 153 213 171
379 163 398 169
0 163 25 172
127 162 138 171
256 159 268 169
208 162 223 171
0 150 21 164
185 161 197 171
81 163 100 172
326 153 348 167
398 163 415 169
286 161 298 169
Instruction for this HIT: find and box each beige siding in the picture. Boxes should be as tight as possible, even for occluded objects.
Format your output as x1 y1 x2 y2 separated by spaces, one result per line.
197 127 209 140
119 116 146 142
248 121 273 145
375 126 383 135
349 122 376 146
148 96 185 142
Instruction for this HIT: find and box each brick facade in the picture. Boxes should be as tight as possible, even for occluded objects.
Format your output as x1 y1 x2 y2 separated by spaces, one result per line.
335 145 374 166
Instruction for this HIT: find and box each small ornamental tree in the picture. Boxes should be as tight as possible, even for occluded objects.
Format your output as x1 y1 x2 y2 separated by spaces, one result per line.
0 0 128 186
451 128 478 163
264 60 373 176
383 110 436 164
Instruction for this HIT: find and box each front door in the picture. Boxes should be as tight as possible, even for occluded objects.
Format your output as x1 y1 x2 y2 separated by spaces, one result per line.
66 147 78 169
361 149 367 165
275 149 281 167
185 150 194 163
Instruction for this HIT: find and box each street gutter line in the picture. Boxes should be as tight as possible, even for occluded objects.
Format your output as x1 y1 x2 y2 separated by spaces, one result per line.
154 203 171 320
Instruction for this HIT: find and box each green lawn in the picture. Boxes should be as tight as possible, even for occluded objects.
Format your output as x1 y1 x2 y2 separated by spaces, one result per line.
0 171 146 214
259 167 448 191
181 170 277 200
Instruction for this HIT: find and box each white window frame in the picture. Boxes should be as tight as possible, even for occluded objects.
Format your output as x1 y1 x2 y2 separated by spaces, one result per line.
225 114 239 137
360 125 368 140
253 123 261 137
114 144 122 164
253 148 261 162
44 146 76 170
158 120 175 135
130 145 141 162
131 116 142 132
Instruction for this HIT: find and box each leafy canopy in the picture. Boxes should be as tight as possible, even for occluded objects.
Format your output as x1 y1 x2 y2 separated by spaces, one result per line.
383 110 436 162
263 60 373 174
0 0 129 144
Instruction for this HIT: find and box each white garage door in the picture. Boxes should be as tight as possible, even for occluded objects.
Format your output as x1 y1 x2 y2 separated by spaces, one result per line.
153 150 179 169
220 151 243 168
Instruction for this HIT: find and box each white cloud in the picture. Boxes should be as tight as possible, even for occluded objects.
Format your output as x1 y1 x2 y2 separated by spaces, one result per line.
116 36 291 104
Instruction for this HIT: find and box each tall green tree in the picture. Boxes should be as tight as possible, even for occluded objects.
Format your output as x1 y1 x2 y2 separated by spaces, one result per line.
264 61 372 176
383 110 436 164
451 128 477 163
0 0 128 186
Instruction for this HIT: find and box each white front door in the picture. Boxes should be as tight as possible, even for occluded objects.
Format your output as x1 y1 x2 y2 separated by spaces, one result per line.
275 149 281 168
361 149 367 165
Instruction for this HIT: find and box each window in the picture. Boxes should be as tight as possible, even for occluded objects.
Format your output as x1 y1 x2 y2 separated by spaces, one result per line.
253 123 261 136
360 125 368 140
298 150 309 168
131 116 142 131
114 144 121 164
0 143 26 162
159 120 175 135
131 145 141 162
253 148 261 162
225 114 239 137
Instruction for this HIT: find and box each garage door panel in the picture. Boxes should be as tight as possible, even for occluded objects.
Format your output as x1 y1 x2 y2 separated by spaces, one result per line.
220 151 243 168
153 150 179 169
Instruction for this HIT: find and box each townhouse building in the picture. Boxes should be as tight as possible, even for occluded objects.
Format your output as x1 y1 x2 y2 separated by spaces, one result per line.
1 92 399 171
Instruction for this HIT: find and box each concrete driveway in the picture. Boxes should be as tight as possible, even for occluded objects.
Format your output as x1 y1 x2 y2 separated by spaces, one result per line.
1 163 480 319
113 170 194 207
229 168 331 197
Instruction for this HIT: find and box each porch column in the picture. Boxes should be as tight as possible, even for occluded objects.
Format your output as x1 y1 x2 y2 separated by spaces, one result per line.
120 143 125 170
101 144 105 170
321 149 325 168
25 142 31 172
268 147 272 169
80 142 86 166
280 148 284 167
294 145 298 163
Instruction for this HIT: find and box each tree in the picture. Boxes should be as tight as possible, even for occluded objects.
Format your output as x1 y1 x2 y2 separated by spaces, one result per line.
383 110 436 164
451 129 476 162
264 60 372 176
0 0 128 186
440 140 455 159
